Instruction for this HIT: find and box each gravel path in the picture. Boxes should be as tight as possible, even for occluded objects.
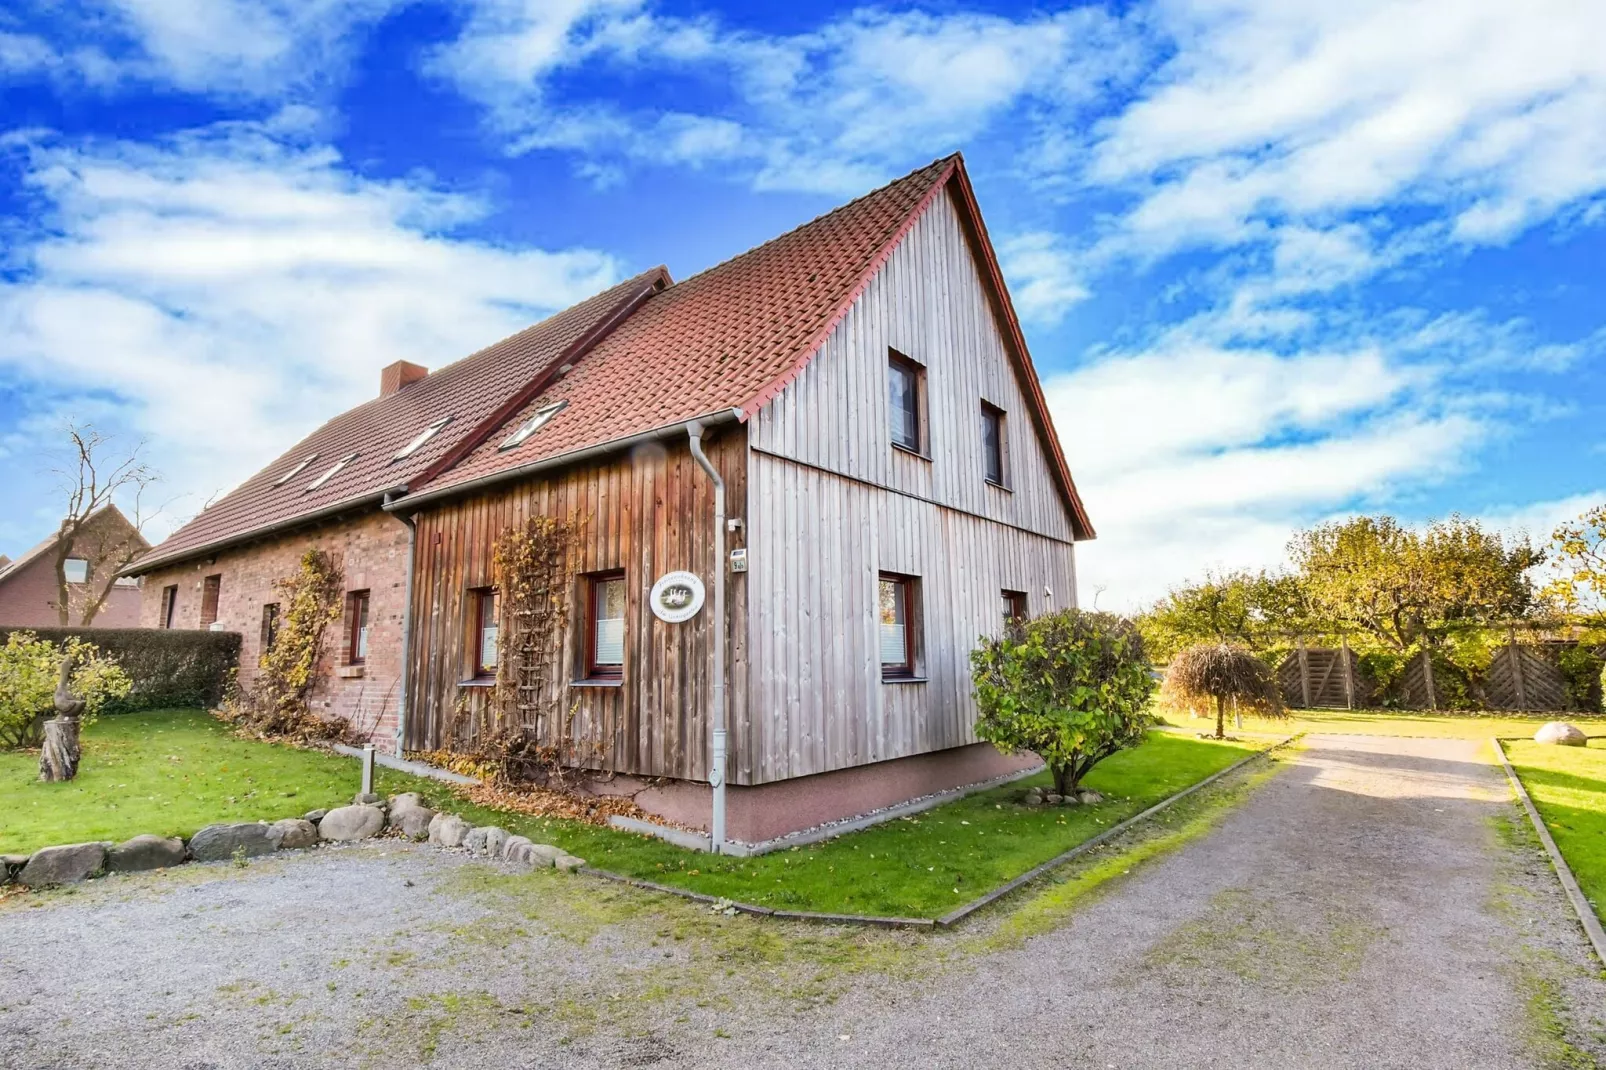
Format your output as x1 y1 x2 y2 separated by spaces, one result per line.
2 734 1602 1069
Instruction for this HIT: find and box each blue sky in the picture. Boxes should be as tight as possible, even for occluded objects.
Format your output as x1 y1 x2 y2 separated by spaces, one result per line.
1 0 1603 608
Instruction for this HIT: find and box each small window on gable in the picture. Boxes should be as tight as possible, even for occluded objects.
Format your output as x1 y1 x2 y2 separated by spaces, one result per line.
981 402 1008 487
200 574 221 628
261 603 280 651
274 455 317 486
499 401 568 451
392 416 452 462
63 558 88 584
888 351 925 454
306 452 358 491
1002 589 1027 624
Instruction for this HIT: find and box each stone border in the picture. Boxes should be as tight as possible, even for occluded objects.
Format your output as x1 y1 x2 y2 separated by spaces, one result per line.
585 736 1299 929
1491 737 1606 967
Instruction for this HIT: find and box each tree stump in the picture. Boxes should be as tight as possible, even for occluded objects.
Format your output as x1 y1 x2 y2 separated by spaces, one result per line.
39 717 81 782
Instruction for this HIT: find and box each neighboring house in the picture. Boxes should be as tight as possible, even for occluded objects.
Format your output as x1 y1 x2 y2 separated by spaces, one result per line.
127 154 1094 847
0 505 148 628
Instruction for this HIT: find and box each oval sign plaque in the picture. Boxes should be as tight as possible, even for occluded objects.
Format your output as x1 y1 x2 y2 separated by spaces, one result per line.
649 570 706 623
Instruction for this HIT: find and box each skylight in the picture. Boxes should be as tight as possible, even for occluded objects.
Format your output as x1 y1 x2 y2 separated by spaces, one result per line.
274 454 318 487
499 401 568 451
392 416 453 462
306 452 358 491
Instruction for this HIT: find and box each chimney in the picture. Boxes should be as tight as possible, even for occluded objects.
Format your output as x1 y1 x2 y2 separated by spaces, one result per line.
380 360 428 397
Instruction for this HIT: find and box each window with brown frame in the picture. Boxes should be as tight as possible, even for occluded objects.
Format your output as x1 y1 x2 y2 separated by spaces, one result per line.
981 402 1008 486
160 584 178 629
471 587 499 679
879 572 920 679
584 571 627 679
887 350 925 454
1002 589 1028 624
346 590 370 665
260 603 280 651
199 574 221 628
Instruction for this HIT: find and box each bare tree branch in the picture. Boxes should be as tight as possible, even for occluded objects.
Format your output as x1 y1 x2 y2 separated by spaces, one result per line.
49 422 163 626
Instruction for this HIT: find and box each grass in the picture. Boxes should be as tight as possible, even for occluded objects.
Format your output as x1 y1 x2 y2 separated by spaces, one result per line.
1502 737 1606 926
1 707 1267 919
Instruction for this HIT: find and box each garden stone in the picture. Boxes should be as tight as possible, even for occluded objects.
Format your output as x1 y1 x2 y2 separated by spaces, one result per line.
318 805 386 842
553 853 586 873
18 842 107 886
464 826 509 858
1535 722 1588 746
268 819 319 851
527 843 564 868
430 815 472 848
502 836 534 863
303 809 327 825
353 792 384 807
2 854 29 884
388 805 436 841
1057 794 1081 806
1044 793 1063 805
106 834 186 873
389 793 426 812
1077 790 1104 805
189 823 276 863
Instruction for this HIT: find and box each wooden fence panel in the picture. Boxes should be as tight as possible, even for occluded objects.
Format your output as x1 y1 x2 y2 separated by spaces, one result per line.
1277 646 1372 709
1485 643 1570 711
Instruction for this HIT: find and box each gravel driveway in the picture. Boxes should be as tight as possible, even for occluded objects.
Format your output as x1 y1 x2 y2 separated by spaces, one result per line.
2 734 1602 1069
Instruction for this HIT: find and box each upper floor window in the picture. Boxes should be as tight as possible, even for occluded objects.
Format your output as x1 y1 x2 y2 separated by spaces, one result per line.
888 351 924 454
306 452 358 492
472 587 499 678
500 400 568 451
879 572 920 680
200 574 222 628
63 558 88 584
981 402 1008 487
273 454 317 486
585 571 627 679
346 590 370 665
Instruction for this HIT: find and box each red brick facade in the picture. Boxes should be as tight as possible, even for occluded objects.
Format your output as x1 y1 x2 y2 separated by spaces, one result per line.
0 507 147 628
137 510 411 752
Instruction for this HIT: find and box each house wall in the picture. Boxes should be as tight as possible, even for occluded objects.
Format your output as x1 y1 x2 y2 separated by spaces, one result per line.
404 429 747 781
743 183 1080 786
0 512 145 628
136 510 411 748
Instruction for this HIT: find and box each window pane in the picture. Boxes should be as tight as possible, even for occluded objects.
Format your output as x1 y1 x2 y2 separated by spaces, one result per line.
879 578 907 665
889 362 918 449
594 579 625 665
480 591 499 671
64 558 88 584
983 409 1003 483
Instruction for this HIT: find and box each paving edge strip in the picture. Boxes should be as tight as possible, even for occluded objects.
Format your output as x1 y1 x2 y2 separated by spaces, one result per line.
1492 737 1606 968
583 734 1300 930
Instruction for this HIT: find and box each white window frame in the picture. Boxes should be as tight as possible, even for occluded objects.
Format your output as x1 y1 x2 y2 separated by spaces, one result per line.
306 452 358 491
499 401 568 451
274 454 318 486
392 416 453 462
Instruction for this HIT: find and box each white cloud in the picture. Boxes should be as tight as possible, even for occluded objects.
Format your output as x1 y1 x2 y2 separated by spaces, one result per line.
0 120 620 538
998 232 1091 325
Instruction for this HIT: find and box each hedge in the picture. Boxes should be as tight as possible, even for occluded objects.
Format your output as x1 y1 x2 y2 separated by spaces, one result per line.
0 627 240 714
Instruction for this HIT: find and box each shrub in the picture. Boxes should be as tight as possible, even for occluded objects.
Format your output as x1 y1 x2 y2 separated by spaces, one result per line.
970 608 1157 796
0 631 132 748
0 627 240 714
1161 642 1284 739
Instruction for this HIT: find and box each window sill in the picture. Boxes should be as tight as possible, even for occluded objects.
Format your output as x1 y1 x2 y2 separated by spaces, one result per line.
881 674 928 684
458 677 496 688
336 664 365 679
984 478 1012 493
570 678 624 688
890 443 932 463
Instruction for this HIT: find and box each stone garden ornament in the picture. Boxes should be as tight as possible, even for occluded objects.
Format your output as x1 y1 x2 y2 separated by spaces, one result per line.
38 652 85 783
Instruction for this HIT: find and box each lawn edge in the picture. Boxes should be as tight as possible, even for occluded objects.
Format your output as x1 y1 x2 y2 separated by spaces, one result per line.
1491 736 1606 968
583 733 1301 929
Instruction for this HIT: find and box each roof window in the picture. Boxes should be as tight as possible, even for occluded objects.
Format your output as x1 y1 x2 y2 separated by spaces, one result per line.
274 455 318 486
499 401 568 451
306 452 358 491
392 416 453 462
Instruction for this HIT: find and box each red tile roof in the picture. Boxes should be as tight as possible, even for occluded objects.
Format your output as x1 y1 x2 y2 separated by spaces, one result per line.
131 269 666 572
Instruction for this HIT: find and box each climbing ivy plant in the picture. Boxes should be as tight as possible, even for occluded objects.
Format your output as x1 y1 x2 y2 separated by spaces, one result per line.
226 548 347 739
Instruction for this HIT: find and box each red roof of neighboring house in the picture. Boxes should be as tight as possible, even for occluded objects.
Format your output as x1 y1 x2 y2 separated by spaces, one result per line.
130 269 667 573
134 153 1092 572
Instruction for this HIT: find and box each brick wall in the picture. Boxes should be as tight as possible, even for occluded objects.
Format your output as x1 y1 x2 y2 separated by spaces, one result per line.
0 548 143 628
138 510 412 752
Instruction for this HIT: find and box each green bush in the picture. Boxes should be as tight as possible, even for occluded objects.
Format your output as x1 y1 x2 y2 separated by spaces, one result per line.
0 632 132 748
970 608 1157 796
0 627 239 716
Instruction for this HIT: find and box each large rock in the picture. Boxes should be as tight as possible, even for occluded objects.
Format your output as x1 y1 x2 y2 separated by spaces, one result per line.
387 799 436 841
553 853 586 874
318 804 386 842
106 834 186 873
389 792 426 812
429 814 472 848
2 854 29 885
527 843 565 868
189 823 276 863
353 792 384 807
268 819 319 851
1077 790 1105 805
501 836 534 864
303 809 328 825
463 826 509 858
1535 722 1588 747
18 842 107 886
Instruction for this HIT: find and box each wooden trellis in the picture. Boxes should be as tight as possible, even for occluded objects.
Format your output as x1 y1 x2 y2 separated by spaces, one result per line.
1277 639 1371 709
1484 632 1570 712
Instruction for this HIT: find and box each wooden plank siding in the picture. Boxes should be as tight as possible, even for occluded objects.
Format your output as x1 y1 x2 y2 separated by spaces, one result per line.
404 430 748 782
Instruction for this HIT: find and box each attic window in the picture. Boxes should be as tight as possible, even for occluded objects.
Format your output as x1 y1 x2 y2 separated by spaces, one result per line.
306 452 358 491
499 401 568 451
274 455 318 486
392 416 452 462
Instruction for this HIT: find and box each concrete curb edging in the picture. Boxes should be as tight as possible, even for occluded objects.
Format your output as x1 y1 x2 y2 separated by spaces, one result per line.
1491 737 1606 968
584 734 1300 930
332 745 479 785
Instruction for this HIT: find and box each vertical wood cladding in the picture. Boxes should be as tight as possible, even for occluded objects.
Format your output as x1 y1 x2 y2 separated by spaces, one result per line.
405 431 747 782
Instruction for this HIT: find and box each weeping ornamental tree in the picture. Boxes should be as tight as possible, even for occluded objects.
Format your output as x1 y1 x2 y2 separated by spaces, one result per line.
1162 642 1285 739
971 608 1157 797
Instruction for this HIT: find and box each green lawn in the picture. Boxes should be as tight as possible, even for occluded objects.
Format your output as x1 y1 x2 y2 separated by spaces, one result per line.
1503 738 1606 923
3 708 1265 919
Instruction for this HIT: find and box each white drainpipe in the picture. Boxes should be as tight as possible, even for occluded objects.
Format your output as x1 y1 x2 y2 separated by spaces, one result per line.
686 421 727 853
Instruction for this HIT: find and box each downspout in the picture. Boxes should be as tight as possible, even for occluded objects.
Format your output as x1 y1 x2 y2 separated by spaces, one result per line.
385 492 417 759
685 422 727 854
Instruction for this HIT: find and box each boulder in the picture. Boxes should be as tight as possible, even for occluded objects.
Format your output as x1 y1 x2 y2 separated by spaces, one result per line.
1023 795 1044 808
553 853 586 874
501 836 534 863
464 826 509 858
106 834 186 873
1057 794 1081 806
527 843 565 868
18 842 107 886
353 792 384 807
1077 790 1104 805
318 805 386 842
268 819 320 851
1535 722 1588 747
429 815 472 848
189 823 276 863
2 854 29 885
303 809 328 825
1044 793 1063 805
389 792 426 812
388 805 436 841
